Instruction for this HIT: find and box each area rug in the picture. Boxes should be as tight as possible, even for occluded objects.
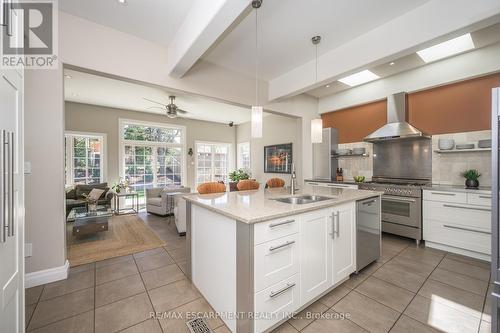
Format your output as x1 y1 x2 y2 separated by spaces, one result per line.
67 214 166 267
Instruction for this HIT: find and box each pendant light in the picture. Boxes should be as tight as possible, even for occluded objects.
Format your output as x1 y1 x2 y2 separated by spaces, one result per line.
311 35 323 143
251 0 263 138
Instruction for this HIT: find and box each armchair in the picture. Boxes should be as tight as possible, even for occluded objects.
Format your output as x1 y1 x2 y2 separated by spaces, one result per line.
146 186 191 216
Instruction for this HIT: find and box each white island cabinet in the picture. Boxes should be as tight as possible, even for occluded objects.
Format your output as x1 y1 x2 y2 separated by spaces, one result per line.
423 188 492 261
184 187 379 333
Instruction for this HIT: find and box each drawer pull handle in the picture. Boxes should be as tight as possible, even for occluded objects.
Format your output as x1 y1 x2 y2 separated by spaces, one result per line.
443 224 491 235
269 240 295 252
269 219 294 229
443 204 491 212
479 195 492 199
269 282 296 299
362 199 377 205
431 192 456 196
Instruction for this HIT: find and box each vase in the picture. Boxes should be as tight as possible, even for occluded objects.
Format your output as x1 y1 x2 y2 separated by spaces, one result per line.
229 182 239 192
465 179 479 189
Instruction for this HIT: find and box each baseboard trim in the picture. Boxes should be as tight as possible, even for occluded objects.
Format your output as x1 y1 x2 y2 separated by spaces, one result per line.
25 260 69 288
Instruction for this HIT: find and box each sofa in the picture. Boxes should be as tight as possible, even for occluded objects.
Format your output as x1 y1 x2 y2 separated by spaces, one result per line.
65 183 113 217
146 186 191 216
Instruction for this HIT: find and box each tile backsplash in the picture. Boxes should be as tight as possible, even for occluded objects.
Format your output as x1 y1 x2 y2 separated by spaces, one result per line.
337 142 373 181
432 130 491 186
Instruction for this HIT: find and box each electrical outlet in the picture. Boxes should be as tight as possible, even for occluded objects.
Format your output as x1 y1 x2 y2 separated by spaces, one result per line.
25 243 32 257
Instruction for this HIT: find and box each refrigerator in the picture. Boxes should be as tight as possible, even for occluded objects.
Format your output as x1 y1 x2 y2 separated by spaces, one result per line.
492 87 500 333
312 128 338 180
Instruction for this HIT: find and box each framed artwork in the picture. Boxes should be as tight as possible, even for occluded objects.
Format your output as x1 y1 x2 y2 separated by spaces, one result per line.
264 143 293 174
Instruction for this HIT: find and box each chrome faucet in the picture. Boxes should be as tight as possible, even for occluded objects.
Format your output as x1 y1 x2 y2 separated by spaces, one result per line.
290 163 299 194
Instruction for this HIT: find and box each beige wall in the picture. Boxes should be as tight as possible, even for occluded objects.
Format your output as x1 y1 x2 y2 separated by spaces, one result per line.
236 114 301 186
25 68 67 274
65 102 236 190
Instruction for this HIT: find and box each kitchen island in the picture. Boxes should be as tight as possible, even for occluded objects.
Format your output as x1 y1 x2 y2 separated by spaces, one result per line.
183 186 381 333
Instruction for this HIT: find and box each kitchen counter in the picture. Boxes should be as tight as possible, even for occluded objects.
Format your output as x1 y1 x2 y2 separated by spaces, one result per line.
304 178 362 185
422 184 491 195
183 185 380 224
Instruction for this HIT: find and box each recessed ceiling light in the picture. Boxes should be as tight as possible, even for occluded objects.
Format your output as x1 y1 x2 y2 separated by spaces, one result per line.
325 84 330 88
64 74 72 79
117 0 127 5
417 33 475 63
338 70 379 87
389 62 395 66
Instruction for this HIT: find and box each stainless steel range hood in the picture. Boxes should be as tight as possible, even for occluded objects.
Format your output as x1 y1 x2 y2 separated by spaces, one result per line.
364 92 429 142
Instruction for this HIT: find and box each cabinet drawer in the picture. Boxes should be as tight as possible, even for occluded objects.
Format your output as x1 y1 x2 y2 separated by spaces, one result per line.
467 193 492 207
254 274 300 333
424 201 491 230
423 190 466 204
424 219 491 255
254 234 299 292
254 216 299 245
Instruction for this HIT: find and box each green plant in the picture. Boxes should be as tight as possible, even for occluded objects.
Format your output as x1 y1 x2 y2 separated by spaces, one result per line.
229 169 251 182
462 169 481 181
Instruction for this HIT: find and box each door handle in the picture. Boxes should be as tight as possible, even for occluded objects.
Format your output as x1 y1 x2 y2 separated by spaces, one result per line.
1 130 5 242
330 212 335 238
335 211 340 237
8 131 13 237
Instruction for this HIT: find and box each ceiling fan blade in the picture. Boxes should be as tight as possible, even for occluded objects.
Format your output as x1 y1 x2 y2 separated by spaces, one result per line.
176 108 188 114
143 97 168 106
146 106 166 111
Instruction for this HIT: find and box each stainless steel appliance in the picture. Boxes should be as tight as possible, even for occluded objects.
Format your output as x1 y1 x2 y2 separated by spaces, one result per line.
491 87 500 333
356 196 381 272
359 178 428 245
312 128 338 180
364 92 429 142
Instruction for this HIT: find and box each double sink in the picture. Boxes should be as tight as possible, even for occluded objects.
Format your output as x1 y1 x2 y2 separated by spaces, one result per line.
272 195 334 205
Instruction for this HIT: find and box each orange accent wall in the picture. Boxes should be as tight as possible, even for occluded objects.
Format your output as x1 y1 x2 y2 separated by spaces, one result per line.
321 100 387 143
322 73 500 143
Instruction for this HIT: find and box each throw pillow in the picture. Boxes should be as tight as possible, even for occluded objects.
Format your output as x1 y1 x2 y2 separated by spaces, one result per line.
87 188 105 201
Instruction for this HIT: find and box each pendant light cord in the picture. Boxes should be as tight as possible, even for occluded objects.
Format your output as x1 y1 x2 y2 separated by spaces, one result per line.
315 41 318 83
255 7 259 106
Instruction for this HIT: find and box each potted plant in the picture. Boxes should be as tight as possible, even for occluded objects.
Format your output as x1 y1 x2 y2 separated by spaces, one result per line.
228 169 251 191
462 169 481 189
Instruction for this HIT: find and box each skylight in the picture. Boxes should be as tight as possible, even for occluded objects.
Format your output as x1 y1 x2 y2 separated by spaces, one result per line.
338 70 380 87
417 33 475 63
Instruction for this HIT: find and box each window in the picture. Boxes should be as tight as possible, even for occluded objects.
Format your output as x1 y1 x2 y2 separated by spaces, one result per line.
237 142 251 170
120 120 185 201
65 132 106 185
196 142 231 185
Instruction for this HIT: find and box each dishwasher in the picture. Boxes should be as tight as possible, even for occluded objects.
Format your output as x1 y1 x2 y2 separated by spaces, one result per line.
356 196 381 272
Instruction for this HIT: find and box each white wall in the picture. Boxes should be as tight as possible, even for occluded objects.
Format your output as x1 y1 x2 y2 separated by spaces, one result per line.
65 102 236 190
236 114 301 186
319 42 500 112
24 68 66 274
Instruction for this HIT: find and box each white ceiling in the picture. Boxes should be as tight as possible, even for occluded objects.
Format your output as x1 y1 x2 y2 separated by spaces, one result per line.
64 69 256 125
307 22 500 98
59 0 195 46
203 0 430 80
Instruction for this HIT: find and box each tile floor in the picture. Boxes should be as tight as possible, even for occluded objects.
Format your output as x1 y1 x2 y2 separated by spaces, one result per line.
25 212 493 333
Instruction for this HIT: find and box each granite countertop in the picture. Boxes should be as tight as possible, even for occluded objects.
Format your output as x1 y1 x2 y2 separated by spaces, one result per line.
304 179 361 185
422 184 492 195
183 185 381 224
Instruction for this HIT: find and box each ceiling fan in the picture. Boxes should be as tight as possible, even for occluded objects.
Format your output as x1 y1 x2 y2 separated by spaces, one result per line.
143 95 189 118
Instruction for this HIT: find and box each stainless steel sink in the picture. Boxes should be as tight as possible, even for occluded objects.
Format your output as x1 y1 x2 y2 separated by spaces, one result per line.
272 195 333 204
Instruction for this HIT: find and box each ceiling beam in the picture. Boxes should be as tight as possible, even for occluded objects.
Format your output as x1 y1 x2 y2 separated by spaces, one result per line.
166 0 251 78
268 0 500 101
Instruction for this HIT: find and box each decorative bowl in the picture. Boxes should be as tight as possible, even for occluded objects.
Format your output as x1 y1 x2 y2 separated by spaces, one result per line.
438 139 455 150
456 143 475 150
353 176 365 183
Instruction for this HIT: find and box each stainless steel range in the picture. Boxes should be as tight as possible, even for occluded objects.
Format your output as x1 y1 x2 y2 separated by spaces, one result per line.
359 177 430 245
360 92 432 244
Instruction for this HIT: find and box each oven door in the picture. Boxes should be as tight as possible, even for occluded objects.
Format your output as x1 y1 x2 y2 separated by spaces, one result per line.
382 195 421 228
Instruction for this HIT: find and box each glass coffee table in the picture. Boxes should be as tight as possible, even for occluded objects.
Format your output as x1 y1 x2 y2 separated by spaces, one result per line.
67 206 112 237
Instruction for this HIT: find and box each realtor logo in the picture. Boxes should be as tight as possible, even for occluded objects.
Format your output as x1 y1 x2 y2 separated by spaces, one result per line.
2 0 58 69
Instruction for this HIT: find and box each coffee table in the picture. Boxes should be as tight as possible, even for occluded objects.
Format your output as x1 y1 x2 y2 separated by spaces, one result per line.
67 206 112 237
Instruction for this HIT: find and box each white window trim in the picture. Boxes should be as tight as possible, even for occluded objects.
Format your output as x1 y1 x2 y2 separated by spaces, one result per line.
237 141 251 170
65 131 108 186
195 140 234 186
118 118 187 187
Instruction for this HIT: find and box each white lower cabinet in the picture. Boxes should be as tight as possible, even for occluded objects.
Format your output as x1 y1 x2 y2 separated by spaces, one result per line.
253 203 357 332
299 208 333 305
423 189 492 260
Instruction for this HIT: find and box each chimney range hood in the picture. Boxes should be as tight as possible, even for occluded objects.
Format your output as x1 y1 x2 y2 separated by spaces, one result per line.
364 92 429 142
